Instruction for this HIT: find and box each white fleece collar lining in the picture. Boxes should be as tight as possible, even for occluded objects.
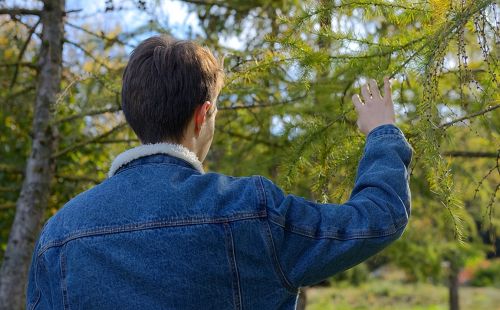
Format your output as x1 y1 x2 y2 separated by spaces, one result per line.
108 143 204 177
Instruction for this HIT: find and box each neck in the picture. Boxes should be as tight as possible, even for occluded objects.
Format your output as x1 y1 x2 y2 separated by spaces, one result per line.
179 136 205 162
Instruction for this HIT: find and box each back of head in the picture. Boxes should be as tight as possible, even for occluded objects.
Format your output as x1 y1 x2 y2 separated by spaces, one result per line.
121 36 224 144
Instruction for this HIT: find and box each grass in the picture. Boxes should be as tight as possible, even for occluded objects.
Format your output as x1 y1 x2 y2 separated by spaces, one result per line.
305 280 500 310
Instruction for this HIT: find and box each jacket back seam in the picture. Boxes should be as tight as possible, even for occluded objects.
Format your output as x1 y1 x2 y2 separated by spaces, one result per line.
38 213 266 256
223 223 242 310
60 243 70 310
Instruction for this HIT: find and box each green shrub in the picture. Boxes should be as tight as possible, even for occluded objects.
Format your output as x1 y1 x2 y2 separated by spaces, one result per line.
330 263 369 286
470 260 500 288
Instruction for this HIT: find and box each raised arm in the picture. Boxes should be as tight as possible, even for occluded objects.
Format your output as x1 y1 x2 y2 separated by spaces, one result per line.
259 78 412 288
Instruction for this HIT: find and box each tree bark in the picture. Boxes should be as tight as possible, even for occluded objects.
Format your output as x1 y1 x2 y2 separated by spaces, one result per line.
0 0 65 309
448 261 460 310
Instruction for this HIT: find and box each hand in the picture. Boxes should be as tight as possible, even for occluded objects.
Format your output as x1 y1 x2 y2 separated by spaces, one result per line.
352 77 396 135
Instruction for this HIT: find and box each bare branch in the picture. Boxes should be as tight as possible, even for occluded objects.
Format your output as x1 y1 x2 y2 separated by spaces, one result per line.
439 103 500 128
55 174 101 184
443 151 498 158
55 106 122 124
219 94 307 111
95 139 140 144
2 85 36 100
216 127 284 148
0 8 41 16
180 0 247 11
0 7 81 16
0 186 20 193
10 19 41 89
0 164 23 174
51 123 127 158
66 22 135 48
0 202 16 210
64 39 112 70
0 62 38 69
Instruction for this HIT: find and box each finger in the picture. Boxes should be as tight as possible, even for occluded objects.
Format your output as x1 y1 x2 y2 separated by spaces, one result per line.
383 77 392 102
361 84 371 101
369 79 382 99
352 94 363 111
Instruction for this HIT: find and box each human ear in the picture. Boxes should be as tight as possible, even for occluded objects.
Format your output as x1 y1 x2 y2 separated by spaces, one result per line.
194 101 212 135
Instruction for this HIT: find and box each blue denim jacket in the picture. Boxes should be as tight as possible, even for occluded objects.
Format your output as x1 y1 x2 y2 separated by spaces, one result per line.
27 124 412 309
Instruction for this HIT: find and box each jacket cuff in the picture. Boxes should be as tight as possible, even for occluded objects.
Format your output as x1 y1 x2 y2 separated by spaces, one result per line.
366 124 405 140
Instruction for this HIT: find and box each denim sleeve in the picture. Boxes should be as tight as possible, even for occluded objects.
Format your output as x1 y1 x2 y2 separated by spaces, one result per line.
260 124 412 288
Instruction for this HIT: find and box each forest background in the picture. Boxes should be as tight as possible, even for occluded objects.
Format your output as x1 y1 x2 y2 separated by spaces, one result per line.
0 0 498 309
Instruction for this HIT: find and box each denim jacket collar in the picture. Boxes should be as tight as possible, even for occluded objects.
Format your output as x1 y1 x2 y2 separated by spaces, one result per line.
108 143 205 177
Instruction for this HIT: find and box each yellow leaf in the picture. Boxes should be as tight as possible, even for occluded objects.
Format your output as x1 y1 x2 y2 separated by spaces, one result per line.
4 48 15 59
83 61 93 72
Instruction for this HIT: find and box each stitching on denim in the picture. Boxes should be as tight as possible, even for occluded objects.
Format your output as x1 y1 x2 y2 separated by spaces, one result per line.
254 177 267 209
28 256 41 310
60 244 70 310
27 291 40 310
263 219 298 293
267 210 408 236
258 177 298 293
368 134 405 144
38 213 267 256
366 126 402 139
223 223 242 310
268 215 407 240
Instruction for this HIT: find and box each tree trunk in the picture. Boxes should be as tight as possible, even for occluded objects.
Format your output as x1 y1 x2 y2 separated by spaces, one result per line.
448 261 460 310
0 0 65 309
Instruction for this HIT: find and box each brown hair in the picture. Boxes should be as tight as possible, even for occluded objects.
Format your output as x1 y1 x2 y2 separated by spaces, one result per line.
121 36 224 144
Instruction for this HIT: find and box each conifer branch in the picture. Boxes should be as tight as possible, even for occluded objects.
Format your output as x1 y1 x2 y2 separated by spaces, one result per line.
439 103 500 128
